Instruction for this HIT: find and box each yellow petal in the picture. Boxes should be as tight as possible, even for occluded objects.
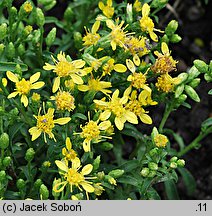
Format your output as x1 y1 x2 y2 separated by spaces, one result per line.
124 86 132 97
98 1 104 10
54 117 71 125
28 127 42 141
149 31 158 42
120 96 128 104
6 71 19 83
57 52 66 62
106 20 114 29
31 81 45 89
30 72 40 83
72 157 81 169
142 3 150 17
81 182 94 193
8 91 19 98
114 64 127 73
83 142 91 152
92 21 100 34
21 95 28 107
125 110 138 124
115 117 124 130
43 63 56 71
139 113 152 124
126 59 135 73
70 74 83 84
94 99 108 107
81 164 93 175
112 89 119 98
52 77 60 93
47 108 55 116
53 181 67 193
55 160 68 172
100 110 111 121
72 60 85 69
78 85 89 92
66 137 72 151
99 120 111 130
107 0 112 6
111 40 116 51
161 42 169 55
133 54 140 66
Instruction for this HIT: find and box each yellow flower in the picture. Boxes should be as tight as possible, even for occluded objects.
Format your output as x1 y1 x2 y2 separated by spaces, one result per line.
156 73 181 93
64 79 75 91
79 116 112 152
53 158 96 199
43 52 86 93
94 89 138 130
23 1 33 13
78 76 112 95
29 108 71 142
98 0 114 18
139 3 162 42
106 19 129 50
50 91 75 111
31 92 41 102
62 137 77 162
151 42 178 74
83 21 101 47
102 58 127 76
6 71 45 107
126 55 151 91
43 161 51 167
137 89 158 106
154 134 168 148
124 36 150 57
133 0 142 12
125 88 154 124
0 78 7 92
93 183 105 196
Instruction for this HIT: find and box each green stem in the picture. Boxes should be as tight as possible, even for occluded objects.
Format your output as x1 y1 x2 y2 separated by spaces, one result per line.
178 127 212 157
159 104 173 133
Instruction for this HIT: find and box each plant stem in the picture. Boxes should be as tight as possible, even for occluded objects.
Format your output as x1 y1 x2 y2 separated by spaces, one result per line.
178 126 212 157
159 104 173 133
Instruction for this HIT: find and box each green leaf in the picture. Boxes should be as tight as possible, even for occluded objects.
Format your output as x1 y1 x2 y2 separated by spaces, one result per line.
147 187 161 200
118 160 139 172
0 62 28 72
8 123 25 146
208 89 212 95
45 16 64 29
164 179 180 200
201 117 212 131
71 113 87 121
178 168 196 196
118 175 139 187
4 191 20 199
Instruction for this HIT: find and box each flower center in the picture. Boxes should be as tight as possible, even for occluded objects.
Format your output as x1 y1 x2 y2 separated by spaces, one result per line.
36 115 55 133
54 61 73 77
131 73 147 89
83 33 100 46
125 100 144 116
65 168 85 185
55 91 75 111
16 79 31 95
108 99 125 117
81 121 100 141
88 79 102 91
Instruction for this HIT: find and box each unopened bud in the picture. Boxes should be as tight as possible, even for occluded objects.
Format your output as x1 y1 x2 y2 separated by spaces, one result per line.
108 169 124 178
165 20 178 36
149 148 159 157
25 148 35 162
46 27 56 47
188 66 200 81
9 7 17 23
170 34 182 43
16 179 26 190
177 94 187 103
0 44 5 54
93 156 101 171
3 156 12 167
0 23 7 41
38 0 56 11
64 7 74 21
151 0 168 8
189 78 201 88
170 156 178 162
106 176 117 186
148 162 158 171
178 72 188 83
34 179 43 189
0 170 6 181
97 171 105 180
73 32 83 49
177 159 185 167
185 85 200 102
140 167 150 177
0 133 9 150
170 162 177 169
17 44 25 56
148 170 157 178
6 42 15 60
40 184 49 200
175 84 184 98
194 59 208 73
36 8 45 27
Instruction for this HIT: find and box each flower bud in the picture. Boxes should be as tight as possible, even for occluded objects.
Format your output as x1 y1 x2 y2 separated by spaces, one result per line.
0 133 9 150
16 179 26 190
185 85 200 102
204 73 212 82
73 32 83 49
151 0 168 8
170 156 178 162
0 23 7 41
38 0 56 11
6 42 15 60
148 170 157 178
105 175 117 186
3 156 12 167
0 44 5 55
177 94 187 104
34 179 43 189
0 170 6 181
194 59 208 73
17 44 25 56
108 169 124 178
170 162 177 169
36 8 45 27
148 162 158 171
46 27 56 48
177 159 185 167
140 167 150 177
188 66 200 81
25 148 35 162
177 72 188 83
22 25 33 38
97 171 105 180
9 7 17 23
161 35 169 44
154 134 168 148
64 7 74 22
9 107 19 117
170 34 182 43
175 84 184 98
189 78 201 88
165 20 178 36
149 148 159 157
40 184 49 200
92 156 101 172
100 142 113 151
14 64 22 77
126 3 133 23
19 1 33 18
